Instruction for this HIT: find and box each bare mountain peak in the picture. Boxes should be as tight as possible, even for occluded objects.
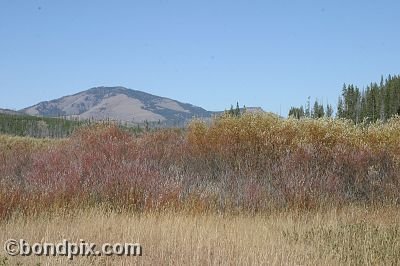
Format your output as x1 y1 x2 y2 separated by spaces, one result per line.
21 87 212 125
19 87 266 125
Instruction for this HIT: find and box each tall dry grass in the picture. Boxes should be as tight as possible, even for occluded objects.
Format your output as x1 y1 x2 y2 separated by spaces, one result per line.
0 206 399 265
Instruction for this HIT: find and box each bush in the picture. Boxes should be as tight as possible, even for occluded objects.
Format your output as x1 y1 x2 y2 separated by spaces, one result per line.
0 115 400 218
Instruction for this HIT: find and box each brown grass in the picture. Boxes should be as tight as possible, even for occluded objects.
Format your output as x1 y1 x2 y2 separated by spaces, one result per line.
0 206 399 265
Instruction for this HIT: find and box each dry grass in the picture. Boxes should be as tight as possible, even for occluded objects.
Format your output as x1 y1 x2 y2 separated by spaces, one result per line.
0 206 399 265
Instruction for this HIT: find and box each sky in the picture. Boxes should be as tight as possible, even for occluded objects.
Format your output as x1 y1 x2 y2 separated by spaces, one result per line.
1 0 399 115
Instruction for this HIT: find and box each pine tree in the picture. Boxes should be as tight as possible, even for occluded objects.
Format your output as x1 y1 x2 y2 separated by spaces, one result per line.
336 75 400 123
288 106 305 119
312 100 325 118
326 104 333 118
228 105 235 116
305 96 311 118
337 96 344 118
235 102 241 117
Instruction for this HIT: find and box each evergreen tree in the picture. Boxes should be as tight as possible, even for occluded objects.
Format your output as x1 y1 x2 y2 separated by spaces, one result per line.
326 104 334 118
337 74 400 123
337 96 344 118
312 100 325 118
235 102 241 117
228 105 235 116
288 106 305 119
305 96 311 118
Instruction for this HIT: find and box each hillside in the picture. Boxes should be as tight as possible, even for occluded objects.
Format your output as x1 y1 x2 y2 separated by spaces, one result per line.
0 108 22 116
21 87 212 126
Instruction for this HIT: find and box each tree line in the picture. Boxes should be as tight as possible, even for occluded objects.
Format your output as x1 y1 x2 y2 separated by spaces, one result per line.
0 114 144 138
288 97 334 119
289 74 400 123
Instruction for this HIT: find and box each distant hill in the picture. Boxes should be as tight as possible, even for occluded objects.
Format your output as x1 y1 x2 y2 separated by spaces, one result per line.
0 108 22 116
18 86 267 126
21 87 212 126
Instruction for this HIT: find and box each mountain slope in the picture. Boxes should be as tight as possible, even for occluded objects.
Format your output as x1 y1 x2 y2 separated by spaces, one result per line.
0 108 22 115
21 87 212 125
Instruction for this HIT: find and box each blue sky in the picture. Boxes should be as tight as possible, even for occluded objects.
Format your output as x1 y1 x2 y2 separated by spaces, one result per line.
1 0 399 115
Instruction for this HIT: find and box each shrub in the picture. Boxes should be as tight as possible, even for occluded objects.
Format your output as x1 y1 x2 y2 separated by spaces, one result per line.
0 115 400 218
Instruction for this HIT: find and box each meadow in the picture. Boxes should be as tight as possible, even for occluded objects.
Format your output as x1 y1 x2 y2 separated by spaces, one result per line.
1 113 400 265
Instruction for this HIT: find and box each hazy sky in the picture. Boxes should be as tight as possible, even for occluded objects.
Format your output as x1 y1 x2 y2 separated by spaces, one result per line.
1 0 399 115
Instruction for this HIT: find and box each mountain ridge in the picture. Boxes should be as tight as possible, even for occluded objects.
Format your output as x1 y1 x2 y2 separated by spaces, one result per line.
19 87 265 125
0 108 23 116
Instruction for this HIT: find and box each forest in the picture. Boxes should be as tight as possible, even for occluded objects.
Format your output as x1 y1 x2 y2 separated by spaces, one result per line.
0 113 143 138
289 74 400 123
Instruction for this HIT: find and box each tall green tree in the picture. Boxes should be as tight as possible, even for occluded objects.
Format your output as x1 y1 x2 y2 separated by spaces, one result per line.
337 74 400 123
305 96 311 118
312 100 325 118
326 104 334 118
288 106 305 119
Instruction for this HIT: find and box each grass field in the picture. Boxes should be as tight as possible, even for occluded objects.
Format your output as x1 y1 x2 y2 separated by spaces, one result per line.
1 206 399 265
1 113 400 265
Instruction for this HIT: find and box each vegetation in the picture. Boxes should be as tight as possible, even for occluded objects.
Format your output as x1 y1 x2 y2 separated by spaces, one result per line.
289 96 334 119
226 102 243 117
289 74 400 123
1 206 399 265
0 113 143 138
1 113 400 218
338 75 400 123
0 113 89 138
1 110 400 264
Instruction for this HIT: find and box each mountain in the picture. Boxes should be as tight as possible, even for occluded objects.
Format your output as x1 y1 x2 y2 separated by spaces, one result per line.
21 87 212 125
0 108 22 115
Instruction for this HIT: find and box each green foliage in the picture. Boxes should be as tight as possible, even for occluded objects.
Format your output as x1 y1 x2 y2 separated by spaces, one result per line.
337 75 400 123
288 106 305 119
339 83 362 122
291 74 400 124
226 102 243 117
326 104 334 118
0 113 143 138
0 113 87 138
312 100 325 118
289 99 332 119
